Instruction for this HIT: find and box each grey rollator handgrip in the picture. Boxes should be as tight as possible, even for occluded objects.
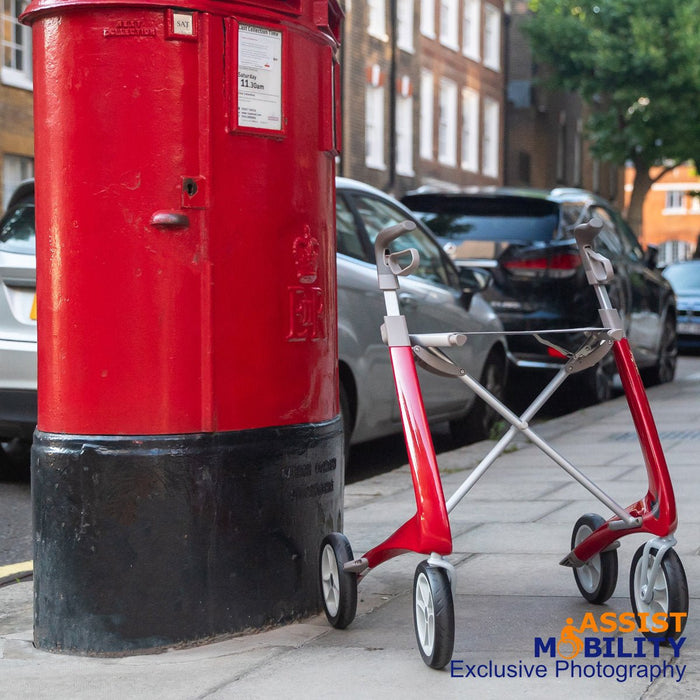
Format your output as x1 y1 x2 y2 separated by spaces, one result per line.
375 221 420 291
574 217 614 285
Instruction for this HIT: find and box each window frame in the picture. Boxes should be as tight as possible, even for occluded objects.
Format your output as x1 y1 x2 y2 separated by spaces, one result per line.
419 70 434 161
365 82 386 170
367 0 388 41
344 190 461 290
420 0 436 38
462 0 481 61
483 2 501 72
461 87 479 172
2 0 33 90
396 92 415 176
439 0 460 51
397 0 414 52
438 77 458 167
482 96 500 178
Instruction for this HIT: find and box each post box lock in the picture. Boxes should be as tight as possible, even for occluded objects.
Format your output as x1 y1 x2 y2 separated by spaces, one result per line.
181 176 207 208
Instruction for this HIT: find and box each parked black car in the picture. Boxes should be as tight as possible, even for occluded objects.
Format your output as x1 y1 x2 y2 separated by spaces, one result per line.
402 187 677 402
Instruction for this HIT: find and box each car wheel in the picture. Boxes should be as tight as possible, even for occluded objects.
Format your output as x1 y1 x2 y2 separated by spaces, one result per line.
576 358 614 405
642 315 677 387
0 444 11 480
0 439 31 481
449 349 505 445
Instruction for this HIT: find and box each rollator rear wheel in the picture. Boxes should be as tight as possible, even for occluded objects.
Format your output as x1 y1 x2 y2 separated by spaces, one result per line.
629 544 688 641
571 513 618 604
413 561 454 669
319 533 357 629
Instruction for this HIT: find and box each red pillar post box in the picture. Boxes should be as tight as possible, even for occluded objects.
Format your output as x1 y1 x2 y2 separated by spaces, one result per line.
23 0 343 654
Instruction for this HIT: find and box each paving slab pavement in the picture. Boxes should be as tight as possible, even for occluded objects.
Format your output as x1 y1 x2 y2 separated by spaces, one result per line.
0 368 698 699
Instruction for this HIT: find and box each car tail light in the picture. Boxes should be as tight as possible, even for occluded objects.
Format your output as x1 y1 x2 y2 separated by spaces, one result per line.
503 252 581 279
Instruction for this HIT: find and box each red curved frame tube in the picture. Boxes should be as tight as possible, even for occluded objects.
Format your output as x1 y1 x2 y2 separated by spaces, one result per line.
361 346 452 569
572 338 677 563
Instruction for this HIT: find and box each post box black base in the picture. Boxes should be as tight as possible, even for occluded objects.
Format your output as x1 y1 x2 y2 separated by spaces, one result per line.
31 420 343 655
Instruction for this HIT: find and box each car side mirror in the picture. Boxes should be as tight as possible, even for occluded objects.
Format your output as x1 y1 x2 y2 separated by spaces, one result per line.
459 266 491 292
644 244 659 269
457 267 491 312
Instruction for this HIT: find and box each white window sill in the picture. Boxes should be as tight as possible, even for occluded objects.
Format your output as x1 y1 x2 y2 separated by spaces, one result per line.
662 208 688 215
439 39 460 52
1 69 33 91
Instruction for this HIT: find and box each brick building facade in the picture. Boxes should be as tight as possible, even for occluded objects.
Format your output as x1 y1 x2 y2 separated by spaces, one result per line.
625 164 700 262
338 0 506 197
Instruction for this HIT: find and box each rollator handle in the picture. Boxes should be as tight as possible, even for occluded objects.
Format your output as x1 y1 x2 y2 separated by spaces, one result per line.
375 221 420 290
574 217 614 285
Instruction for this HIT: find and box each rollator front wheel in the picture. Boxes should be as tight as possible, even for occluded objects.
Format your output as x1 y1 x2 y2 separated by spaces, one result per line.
629 544 688 641
571 513 618 604
319 533 358 629
413 561 454 670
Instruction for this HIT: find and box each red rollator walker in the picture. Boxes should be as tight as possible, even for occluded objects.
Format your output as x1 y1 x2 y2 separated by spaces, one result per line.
319 218 688 669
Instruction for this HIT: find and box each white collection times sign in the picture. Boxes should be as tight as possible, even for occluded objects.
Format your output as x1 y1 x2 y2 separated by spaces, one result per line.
237 24 283 131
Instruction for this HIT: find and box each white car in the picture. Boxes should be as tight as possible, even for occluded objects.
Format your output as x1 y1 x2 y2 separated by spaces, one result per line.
0 180 36 474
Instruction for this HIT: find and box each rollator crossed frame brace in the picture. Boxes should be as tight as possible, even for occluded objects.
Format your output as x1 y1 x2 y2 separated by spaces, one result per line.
319 217 689 669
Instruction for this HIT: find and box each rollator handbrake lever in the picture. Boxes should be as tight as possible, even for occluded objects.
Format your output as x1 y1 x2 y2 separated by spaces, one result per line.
375 221 420 290
575 217 615 285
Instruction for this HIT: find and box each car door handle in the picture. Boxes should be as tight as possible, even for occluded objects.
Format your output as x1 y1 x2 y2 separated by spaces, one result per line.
398 292 418 310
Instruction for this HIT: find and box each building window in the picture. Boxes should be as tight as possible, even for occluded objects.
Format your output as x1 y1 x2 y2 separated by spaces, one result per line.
664 190 685 213
367 0 387 40
397 0 414 52
2 0 32 90
3 153 33 208
438 78 457 166
461 87 479 172
482 97 499 178
396 91 414 176
365 82 386 170
420 0 435 38
420 70 434 160
439 0 459 51
463 0 481 61
483 3 501 72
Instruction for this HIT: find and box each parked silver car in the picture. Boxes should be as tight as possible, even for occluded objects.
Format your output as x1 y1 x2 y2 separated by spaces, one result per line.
0 178 507 472
336 178 507 451
0 180 36 468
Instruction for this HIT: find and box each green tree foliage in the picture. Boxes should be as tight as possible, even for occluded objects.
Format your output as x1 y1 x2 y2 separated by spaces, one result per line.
524 0 700 233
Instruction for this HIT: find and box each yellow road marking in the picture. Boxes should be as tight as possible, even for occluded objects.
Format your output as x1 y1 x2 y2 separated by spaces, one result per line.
0 560 33 579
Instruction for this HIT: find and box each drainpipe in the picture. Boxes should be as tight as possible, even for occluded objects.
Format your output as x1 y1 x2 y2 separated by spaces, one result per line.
386 0 397 195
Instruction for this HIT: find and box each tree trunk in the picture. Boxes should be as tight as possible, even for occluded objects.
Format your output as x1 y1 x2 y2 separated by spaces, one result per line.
627 167 653 242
